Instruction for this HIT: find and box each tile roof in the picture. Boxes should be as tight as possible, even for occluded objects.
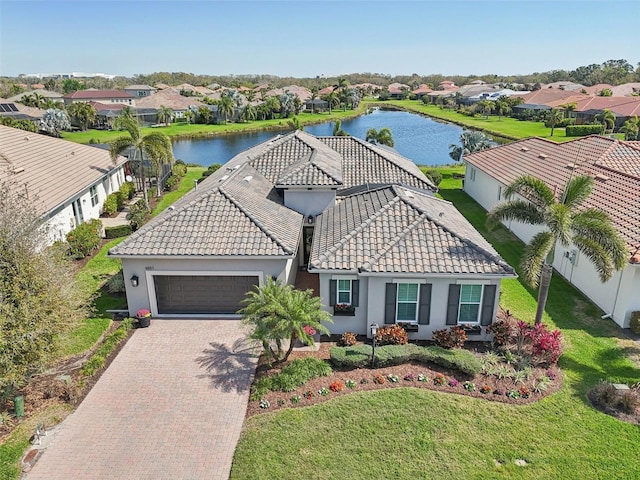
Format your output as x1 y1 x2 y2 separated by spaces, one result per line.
319 136 436 192
0 125 127 216
309 185 515 276
109 163 303 257
465 136 640 257
519 89 589 106
63 89 134 100
135 88 204 110
111 131 439 258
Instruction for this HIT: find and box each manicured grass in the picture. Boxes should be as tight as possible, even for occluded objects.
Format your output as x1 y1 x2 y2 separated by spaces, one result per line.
231 168 640 479
375 100 574 142
61 107 367 145
151 167 205 217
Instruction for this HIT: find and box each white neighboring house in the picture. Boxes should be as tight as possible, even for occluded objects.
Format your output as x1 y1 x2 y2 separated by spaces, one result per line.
464 135 640 329
110 131 516 340
0 125 128 243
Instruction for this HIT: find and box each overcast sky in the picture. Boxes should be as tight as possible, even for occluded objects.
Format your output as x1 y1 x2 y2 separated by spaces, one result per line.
1 0 638 78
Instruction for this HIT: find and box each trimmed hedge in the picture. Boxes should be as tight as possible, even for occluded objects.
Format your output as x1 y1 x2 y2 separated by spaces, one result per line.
66 218 102 259
566 124 605 137
104 224 132 239
330 343 482 376
102 193 119 216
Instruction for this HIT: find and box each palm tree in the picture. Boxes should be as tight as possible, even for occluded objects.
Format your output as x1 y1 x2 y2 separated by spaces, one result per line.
332 120 348 136
239 103 257 123
309 86 319 114
217 96 234 124
67 102 97 131
595 109 616 133
183 109 194 124
324 91 339 114
448 130 492 161
559 102 577 119
477 100 494 118
156 105 174 126
488 175 627 324
244 89 256 102
109 116 174 208
619 116 639 140
239 278 332 364
547 109 564 137
366 127 394 147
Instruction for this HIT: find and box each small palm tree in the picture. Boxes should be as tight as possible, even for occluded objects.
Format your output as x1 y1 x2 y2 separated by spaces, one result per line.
547 109 564 137
239 278 332 364
595 109 616 133
619 116 639 140
67 102 97 131
240 103 257 123
217 96 234 124
488 175 627 324
156 105 174 126
366 127 394 147
449 130 492 162
109 116 174 208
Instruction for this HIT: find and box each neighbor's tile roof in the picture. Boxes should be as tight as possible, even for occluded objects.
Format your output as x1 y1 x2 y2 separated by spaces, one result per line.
319 136 436 192
109 163 303 257
0 125 127 216
63 89 134 100
465 135 640 257
135 88 204 110
309 185 515 275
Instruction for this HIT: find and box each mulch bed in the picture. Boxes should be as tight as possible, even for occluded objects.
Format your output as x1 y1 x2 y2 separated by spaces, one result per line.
245 341 563 418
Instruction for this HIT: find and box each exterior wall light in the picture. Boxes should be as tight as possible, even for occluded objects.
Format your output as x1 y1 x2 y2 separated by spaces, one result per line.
130 275 139 287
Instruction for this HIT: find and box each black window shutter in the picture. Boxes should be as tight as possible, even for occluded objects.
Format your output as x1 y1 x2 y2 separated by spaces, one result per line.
384 283 396 324
352 280 359 307
329 280 337 306
418 284 432 325
480 285 497 326
446 284 461 325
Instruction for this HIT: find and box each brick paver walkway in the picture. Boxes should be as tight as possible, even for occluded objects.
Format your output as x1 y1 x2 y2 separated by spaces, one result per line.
25 320 257 480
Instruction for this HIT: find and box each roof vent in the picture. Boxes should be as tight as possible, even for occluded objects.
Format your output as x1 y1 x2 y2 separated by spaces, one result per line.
439 212 445 217
168 206 175 211
12 167 25 174
595 173 609 181
520 147 529 152
565 164 575 170
404 189 414 198
220 175 229 181
243 175 253 182
233 165 241 170
538 153 548 159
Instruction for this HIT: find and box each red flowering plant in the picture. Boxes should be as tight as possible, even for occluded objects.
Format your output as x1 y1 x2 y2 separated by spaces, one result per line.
136 309 151 318
303 325 316 336
330 381 344 393
334 303 353 312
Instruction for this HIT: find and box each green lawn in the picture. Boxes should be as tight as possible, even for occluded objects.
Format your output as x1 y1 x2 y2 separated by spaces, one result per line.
151 167 205 217
231 167 640 480
61 107 367 145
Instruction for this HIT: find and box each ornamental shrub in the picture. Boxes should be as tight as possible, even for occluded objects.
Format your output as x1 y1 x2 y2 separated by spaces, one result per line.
338 331 357 346
432 326 467 349
102 193 119 216
104 224 132 239
127 199 148 231
424 168 442 186
486 316 517 346
172 163 187 178
566 124 605 137
66 219 102 259
375 324 408 345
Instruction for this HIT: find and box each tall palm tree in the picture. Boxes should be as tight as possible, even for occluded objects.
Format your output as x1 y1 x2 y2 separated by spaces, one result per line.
309 86 319 114
109 116 174 208
488 175 627 324
217 96 234 124
156 105 174 126
239 103 257 123
559 102 577 119
239 278 332 364
477 100 494 118
619 116 639 140
67 102 97 131
595 109 616 133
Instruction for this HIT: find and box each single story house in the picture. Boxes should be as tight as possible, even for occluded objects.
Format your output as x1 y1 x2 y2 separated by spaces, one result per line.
0 125 128 243
464 135 640 328
110 131 515 339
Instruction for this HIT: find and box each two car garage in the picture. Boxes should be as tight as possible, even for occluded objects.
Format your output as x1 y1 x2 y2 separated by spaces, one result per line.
153 274 260 315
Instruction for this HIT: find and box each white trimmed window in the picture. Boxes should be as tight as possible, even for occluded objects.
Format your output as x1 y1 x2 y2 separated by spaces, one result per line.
337 279 352 305
458 284 483 324
90 185 99 207
396 283 419 322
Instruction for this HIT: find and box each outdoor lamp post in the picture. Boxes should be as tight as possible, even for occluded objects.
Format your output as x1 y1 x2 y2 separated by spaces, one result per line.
370 323 379 368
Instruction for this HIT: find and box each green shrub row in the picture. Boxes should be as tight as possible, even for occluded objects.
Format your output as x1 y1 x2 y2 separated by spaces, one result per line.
127 199 148 231
329 343 482 376
102 193 119 216
119 181 136 201
104 224 132 239
566 124 605 137
544 118 575 128
66 219 102 259
250 357 332 400
80 318 133 377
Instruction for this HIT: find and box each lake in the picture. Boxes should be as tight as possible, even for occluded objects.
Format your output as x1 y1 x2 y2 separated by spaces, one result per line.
171 109 465 167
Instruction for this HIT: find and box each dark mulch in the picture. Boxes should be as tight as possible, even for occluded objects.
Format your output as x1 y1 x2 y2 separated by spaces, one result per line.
245 341 563 418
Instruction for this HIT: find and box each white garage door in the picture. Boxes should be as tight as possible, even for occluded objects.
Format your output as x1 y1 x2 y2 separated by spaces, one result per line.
154 275 260 315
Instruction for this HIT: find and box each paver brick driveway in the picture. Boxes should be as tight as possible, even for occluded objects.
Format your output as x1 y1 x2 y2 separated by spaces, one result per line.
25 320 257 480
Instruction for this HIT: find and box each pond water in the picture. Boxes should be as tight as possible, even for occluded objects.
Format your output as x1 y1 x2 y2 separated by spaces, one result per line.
171 109 465 167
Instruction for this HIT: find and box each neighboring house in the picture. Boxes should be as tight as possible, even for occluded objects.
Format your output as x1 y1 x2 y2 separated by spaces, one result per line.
7 88 65 104
63 89 136 106
464 136 640 329
0 125 128 243
88 102 157 128
110 131 515 340
387 83 410 99
124 84 157 98
135 88 205 119
0 99 45 121
265 85 312 102
439 80 457 90
411 84 433 99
